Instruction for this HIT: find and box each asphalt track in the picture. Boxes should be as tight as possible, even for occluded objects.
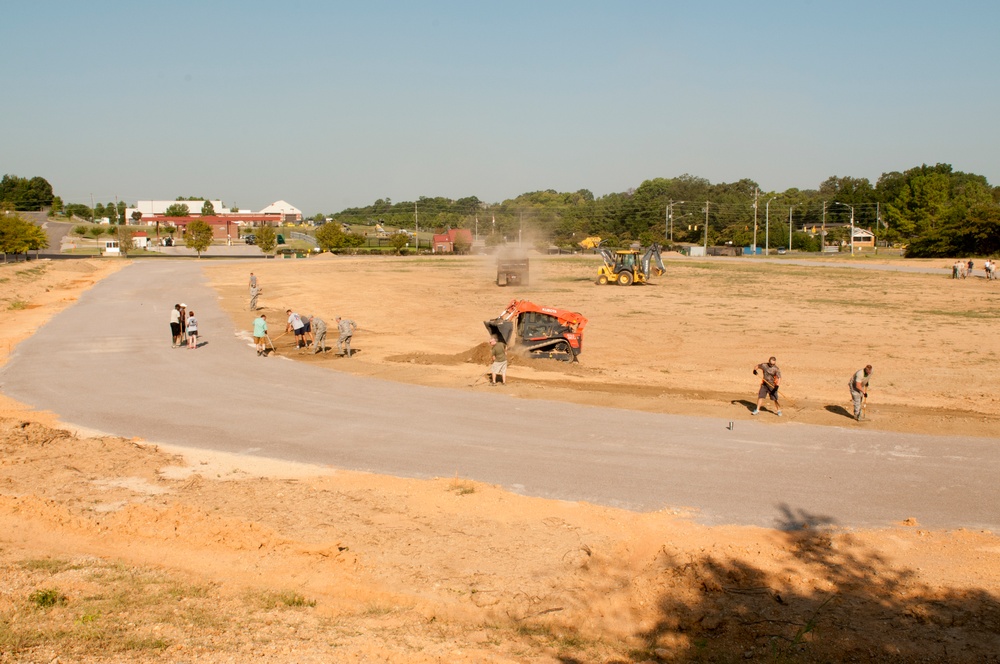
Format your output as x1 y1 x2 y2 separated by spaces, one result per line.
2 261 996 531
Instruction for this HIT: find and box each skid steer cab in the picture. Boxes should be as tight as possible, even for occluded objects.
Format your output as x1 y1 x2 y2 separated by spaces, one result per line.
596 243 666 285
484 299 587 362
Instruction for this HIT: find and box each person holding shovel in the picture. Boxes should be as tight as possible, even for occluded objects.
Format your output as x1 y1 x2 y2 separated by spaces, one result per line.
849 364 873 421
752 356 782 416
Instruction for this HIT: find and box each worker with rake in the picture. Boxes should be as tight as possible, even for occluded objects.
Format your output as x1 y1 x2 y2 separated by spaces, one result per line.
849 364 873 421
752 356 782 417
253 314 268 356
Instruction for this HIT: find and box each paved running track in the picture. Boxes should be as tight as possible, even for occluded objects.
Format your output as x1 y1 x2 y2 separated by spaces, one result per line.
2 261 996 531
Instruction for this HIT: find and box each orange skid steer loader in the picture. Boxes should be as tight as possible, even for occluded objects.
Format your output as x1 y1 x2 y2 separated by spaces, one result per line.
484 300 587 362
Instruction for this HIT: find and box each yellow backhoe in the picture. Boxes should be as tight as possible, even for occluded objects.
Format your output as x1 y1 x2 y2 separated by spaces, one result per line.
595 243 666 285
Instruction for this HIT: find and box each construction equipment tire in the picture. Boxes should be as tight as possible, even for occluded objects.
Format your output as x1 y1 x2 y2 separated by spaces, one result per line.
617 271 633 286
597 274 609 285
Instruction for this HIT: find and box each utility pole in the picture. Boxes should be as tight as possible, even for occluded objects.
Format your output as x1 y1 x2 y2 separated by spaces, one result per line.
752 187 759 255
822 201 827 253
703 201 710 252
765 196 776 256
788 205 794 251
414 202 418 252
667 200 685 244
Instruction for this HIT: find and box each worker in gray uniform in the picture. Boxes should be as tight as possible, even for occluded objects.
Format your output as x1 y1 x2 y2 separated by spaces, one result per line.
336 316 357 357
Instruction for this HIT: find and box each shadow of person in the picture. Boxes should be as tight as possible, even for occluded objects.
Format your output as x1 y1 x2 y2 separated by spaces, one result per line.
731 399 757 412
824 404 853 419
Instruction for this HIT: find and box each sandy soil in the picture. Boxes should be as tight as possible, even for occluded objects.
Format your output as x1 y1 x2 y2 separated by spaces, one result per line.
1 255 998 663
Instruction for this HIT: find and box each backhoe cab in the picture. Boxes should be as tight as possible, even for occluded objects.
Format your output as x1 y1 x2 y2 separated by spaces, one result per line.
596 243 666 286
484 299 587 362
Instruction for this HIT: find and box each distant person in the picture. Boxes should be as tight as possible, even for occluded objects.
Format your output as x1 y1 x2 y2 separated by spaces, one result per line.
286 310 306 349
186 310 199 349
253 314 268 356
310 316 328 354
952 261 961 279
170 304 182 347
249 272 258 289
489 337 507 385
968 259 974 278
752 356 782 416
849 364 873 421
336 316 357 357
179 303 188 339
249 285 261 311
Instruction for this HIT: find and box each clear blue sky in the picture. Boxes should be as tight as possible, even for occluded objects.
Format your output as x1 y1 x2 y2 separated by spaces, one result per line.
5 1 998 215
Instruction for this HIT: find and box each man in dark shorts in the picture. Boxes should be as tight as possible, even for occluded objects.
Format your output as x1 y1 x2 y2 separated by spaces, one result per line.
170 304 182 347
752 356 782 416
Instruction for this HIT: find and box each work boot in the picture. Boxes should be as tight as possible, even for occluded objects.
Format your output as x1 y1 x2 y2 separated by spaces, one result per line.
751 409 759 415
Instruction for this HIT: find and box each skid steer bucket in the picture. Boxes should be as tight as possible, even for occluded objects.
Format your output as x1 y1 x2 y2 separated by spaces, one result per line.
484 319 514 345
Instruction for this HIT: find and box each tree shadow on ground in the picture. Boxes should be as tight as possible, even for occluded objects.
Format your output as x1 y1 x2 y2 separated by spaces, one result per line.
824 405 855 420
620 503 1000 663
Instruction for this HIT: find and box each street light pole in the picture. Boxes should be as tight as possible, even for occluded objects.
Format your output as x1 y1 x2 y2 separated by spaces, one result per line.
834 202 855 256
765 196 776 256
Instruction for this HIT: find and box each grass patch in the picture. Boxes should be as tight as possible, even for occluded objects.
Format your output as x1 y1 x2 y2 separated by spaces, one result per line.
19 557 79 574
448 479 476 496
253 589 317 609
14 265 48 278
29 588 67 608
916 309 1000 319
8 300 29 310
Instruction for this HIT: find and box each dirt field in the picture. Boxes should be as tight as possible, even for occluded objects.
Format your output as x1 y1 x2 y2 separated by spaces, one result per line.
1 255 998 663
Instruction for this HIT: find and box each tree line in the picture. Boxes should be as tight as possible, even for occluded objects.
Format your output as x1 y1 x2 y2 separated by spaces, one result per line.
7 163 999 258
325 164 999 257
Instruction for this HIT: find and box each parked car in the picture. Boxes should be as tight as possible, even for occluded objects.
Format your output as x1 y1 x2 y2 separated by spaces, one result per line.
777 246 787 255
244 234 256 245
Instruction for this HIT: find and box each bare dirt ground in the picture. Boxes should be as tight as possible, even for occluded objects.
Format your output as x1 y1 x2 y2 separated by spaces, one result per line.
1 255 999 663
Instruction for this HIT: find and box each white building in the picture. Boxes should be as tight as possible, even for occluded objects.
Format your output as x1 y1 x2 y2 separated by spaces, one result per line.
259 200 302 222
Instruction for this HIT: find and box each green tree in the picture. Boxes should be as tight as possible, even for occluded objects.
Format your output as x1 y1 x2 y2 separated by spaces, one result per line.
64 203 92 220
256 225 277 256
165 203 190 217
453 234 471 254
388 232 409 254
94 203 106 222
49 196 64 217
116 226 135 257
105 201 118 224
0 214 47 261
315 223 345 251
184 220 214 257
0 174 54 211
201 200 216 216
87 226 107 241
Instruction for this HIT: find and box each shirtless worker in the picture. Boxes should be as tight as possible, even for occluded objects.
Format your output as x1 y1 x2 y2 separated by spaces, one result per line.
752 356 782 416
849 364 873 421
